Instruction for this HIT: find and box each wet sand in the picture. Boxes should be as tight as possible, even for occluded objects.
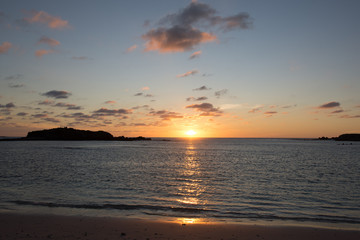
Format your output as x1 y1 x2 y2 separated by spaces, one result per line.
1 213 359 240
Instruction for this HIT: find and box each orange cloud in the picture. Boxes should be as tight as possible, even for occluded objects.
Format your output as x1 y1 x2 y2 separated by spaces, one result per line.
104 101 117 104
177 69 198 78
24 10 69 29
189 50 202 59
143 26 216 53
126 44 137 53
0 42 12 54
35 49 54 58
37 36 60 46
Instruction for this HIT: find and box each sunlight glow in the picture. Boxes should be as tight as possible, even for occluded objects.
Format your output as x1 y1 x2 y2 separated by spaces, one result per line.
185 130 197 136
178 218 197 224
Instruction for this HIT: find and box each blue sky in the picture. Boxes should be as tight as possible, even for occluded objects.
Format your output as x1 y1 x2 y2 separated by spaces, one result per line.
1 0 359 137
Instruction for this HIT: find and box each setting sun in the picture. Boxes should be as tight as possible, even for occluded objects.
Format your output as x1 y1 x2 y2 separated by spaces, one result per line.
185 130 197 136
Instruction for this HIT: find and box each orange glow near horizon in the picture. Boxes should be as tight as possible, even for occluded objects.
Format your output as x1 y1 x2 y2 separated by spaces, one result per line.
7 112 359 139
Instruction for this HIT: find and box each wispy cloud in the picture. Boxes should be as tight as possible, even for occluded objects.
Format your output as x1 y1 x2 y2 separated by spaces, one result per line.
214 89 228 98
42 90 71 99
317 101 340 109
193 85 211 91
23 10 69 29
220 104 242 110
149 110 183 120
218 13 253 32
340 114 360 119
104 100 117 104
39 100 55 105
248 106 264 113
37 36 60 46
330 109 344 114
35 49 55 58
54 102 82 110
142 1 252 53
264 111 277 115
9 83 24 88
126 44 137 53
0 42 12 54
282 104 297 109
177 70 198 78
132 105 150 110
135 91 154 98
142 86 150 91
186 96 208 101
93 108 132 116
189 50 202 59
186 102 223 116
44 117 60 123
4 74 22 81
60 112 93 121
72 56 91 60
31 113 50 118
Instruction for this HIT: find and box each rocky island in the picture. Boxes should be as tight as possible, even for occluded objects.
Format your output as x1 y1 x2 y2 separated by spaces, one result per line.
5 127 151 141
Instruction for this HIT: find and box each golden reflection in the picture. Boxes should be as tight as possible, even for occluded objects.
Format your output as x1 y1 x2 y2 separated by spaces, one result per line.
175 141 207 210
178 218 197 224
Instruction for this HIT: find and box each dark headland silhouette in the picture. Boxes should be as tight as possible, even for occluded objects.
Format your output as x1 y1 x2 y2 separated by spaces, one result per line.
318 133 360 141
3 127 151 141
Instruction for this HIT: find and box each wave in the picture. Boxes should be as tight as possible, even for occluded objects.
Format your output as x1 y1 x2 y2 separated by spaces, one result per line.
10 200 360 224
10 200 213 214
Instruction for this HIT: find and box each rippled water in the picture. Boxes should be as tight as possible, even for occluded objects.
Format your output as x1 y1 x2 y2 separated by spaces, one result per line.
1 138 359 228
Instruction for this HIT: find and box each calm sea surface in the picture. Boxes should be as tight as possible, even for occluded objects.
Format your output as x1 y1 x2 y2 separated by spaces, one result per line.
1 138 359 228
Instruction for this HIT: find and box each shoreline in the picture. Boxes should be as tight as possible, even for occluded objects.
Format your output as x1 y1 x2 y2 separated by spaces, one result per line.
4 202 360 231
1 212 359 240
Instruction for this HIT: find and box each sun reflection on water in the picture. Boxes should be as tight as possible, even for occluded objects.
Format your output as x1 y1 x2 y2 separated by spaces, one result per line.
175 141 207 220
178 218 197 224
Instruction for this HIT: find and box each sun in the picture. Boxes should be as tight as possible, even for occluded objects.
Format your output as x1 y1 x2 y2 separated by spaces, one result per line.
185 130 197 137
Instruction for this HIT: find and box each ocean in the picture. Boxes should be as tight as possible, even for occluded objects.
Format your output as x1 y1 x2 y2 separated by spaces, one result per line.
0 138 359 229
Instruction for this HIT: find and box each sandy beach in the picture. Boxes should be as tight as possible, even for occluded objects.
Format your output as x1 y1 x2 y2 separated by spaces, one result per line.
1 213 359 240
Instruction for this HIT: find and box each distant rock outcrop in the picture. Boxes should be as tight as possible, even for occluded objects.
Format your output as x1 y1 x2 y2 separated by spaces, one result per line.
26 127 114 140
334 134 360 141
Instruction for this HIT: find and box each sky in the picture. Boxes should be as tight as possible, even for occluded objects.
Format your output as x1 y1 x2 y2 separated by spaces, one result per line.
1 0 360 138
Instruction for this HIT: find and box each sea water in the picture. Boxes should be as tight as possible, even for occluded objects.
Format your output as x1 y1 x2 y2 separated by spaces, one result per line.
0 138 359 229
